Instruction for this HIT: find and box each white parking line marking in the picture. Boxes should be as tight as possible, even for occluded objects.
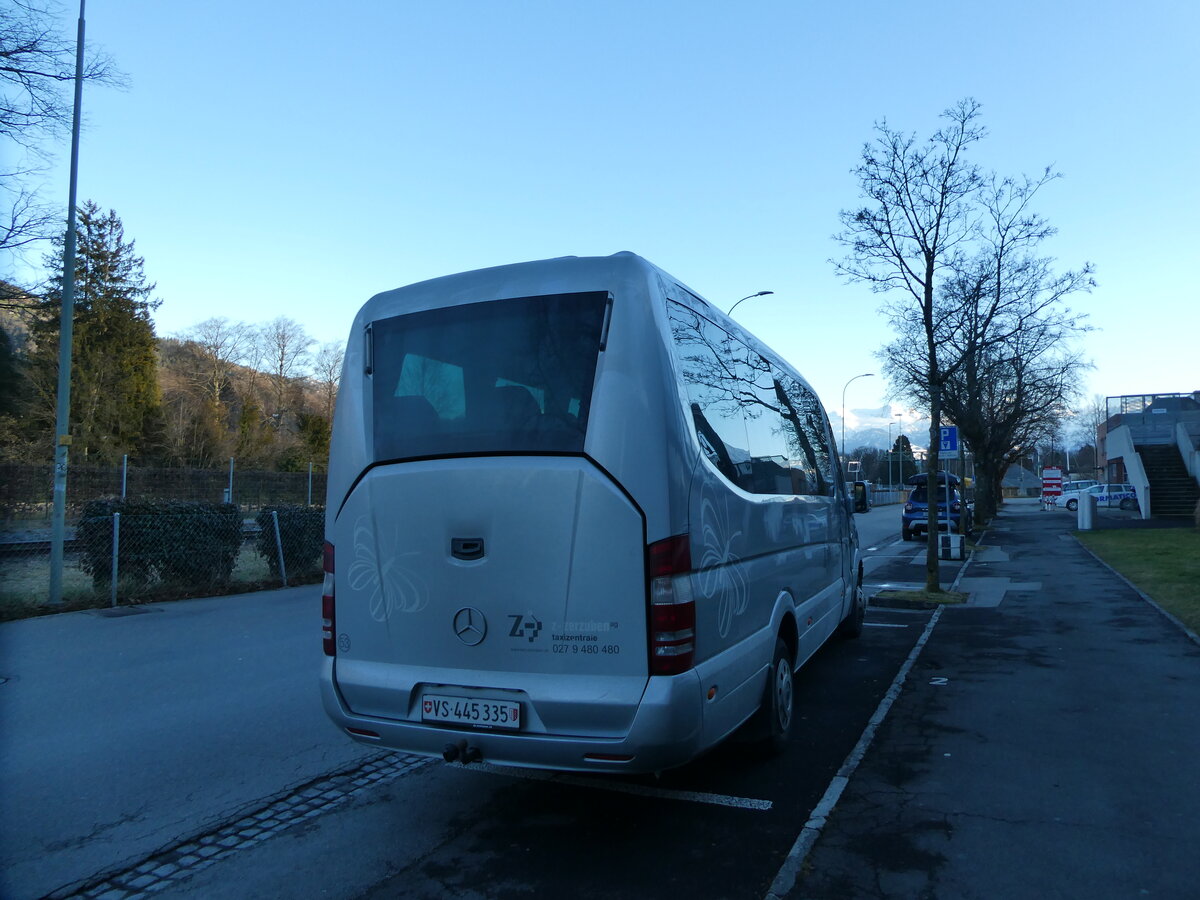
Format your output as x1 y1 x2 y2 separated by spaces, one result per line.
470 763 773 810
864 623 909 628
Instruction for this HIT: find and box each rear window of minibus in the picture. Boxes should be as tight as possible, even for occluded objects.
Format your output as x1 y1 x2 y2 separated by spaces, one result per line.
370 291 609 461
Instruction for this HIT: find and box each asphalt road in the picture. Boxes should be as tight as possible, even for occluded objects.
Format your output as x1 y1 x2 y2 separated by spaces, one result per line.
103 605 936 900
855 499 904 554
6 499 1196 899
0 503 908 899
0 585 374 899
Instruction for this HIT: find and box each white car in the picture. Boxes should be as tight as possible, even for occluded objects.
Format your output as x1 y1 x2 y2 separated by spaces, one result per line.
1046 480 1097 507
1063 483 1138 511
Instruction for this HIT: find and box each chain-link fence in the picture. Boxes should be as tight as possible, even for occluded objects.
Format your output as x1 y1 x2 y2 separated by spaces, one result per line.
0 499 325 620
0 461 328 524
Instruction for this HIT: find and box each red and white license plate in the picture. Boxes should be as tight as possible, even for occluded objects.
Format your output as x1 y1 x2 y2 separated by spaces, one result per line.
421 694 521 730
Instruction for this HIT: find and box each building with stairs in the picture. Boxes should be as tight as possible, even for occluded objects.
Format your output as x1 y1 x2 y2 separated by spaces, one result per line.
1098 392 1200 519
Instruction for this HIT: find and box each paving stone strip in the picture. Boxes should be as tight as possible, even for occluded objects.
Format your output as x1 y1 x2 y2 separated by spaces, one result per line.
50 751 431 899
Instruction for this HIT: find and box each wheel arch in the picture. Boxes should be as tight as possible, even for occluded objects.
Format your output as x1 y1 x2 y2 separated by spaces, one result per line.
776 607 799 668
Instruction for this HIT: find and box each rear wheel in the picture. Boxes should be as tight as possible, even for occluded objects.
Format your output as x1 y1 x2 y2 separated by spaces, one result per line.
1120 497 1138 511
838 578 866 640
752 638 795 755
1066 499 1079 512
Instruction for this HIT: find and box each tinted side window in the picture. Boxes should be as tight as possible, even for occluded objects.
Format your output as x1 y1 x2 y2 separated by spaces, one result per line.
668 302 822 496
744 354 802 495
775 372 835 495
667 303 752 490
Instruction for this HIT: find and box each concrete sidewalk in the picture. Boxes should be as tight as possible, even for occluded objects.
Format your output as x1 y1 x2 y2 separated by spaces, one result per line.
793 500 1200 899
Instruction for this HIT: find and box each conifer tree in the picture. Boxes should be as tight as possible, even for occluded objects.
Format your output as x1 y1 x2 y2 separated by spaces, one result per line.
27 202 164 463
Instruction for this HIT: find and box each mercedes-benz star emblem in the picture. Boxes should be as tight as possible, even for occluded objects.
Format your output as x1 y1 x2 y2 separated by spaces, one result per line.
452 607 487 646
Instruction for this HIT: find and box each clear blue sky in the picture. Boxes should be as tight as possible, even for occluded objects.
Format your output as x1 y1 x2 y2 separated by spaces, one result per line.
15 0 1200 446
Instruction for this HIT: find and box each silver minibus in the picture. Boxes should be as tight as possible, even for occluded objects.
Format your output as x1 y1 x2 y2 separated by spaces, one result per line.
320 252 865 773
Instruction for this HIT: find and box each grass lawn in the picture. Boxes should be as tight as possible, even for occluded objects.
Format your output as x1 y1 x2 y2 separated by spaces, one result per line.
0 546 319 622
1076 528 1200 634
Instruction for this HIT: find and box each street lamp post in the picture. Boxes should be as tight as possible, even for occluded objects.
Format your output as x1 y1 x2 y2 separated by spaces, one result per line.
727 290 773 316
888 412 903 488
48 0 87 605
840 373 875 468
888 419 896 489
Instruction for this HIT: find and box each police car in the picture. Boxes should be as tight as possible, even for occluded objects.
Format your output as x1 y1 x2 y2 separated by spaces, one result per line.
1062 483 1138 511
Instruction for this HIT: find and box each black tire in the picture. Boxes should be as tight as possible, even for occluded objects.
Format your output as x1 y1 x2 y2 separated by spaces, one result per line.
902 524 913 541
838 572 866 640
1120 497 1138 511
753 638 795 755
1066 499 1078 512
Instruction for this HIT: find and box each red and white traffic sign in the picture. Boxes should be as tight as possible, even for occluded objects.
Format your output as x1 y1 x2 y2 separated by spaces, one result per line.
1042 466 1063 497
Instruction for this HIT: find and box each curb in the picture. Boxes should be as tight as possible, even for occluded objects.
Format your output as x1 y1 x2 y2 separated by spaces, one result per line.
869 594 941 610
765 533 984 898
764 606 945 899
48 751 432 899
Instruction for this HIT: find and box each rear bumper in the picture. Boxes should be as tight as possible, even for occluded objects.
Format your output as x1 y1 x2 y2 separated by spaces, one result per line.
320 660 706 774
902 514 964 534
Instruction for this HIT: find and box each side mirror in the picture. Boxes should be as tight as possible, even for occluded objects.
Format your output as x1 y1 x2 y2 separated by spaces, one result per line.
853 481 870 514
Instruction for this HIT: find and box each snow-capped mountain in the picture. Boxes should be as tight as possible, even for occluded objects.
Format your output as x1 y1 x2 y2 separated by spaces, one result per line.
829 404 931 452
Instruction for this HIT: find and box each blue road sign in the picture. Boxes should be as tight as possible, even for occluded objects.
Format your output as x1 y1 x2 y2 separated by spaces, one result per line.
940 426 959 458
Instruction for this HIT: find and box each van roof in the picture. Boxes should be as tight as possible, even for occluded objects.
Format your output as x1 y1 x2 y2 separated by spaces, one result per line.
357 252 663 324
352 252 814 407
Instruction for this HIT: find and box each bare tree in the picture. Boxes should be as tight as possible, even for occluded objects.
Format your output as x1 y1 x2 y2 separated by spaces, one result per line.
881 167 1095 524
311 340 344 422
1 1 124 266
1075 393 1108 449
179 317 252 408
833 98 985 591
0 183 57 262
259 317 313 426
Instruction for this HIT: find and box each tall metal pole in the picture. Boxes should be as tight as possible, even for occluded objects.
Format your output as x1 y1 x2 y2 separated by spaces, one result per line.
49 0 87 605
840 373 874 469
888 421 895 490
889 412 903 488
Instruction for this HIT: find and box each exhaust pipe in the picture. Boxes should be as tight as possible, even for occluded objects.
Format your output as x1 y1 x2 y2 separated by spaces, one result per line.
442 740 482 764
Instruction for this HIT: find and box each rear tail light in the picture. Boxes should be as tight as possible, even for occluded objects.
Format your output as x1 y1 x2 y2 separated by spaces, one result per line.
322 541 336 657
647 534 695 676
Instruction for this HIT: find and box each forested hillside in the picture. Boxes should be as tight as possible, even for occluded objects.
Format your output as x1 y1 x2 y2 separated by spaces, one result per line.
0 205 343 471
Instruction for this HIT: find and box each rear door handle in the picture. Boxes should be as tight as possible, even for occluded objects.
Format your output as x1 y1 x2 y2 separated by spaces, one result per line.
451 538 484 561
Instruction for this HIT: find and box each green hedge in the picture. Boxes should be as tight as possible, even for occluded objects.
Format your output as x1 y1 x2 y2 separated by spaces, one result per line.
255 505 324 581
77 498 243 590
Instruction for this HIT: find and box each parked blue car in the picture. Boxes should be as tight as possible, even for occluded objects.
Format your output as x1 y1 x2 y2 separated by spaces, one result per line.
901 472 973 541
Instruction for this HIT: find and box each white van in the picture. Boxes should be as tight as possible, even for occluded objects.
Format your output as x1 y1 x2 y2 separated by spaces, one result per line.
320 252 865 773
